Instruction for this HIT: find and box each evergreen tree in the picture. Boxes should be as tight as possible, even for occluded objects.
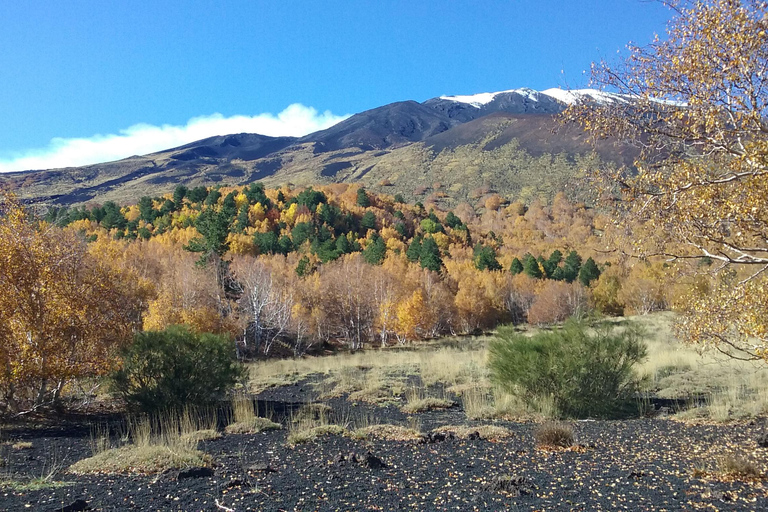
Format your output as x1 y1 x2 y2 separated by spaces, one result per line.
510 257 524 275
445 211 463 229
204 188 222 206
138 196 157 223
360 211 377 232
276 190 285 203
363 234 387 265
394 193 405 204
296 255 313 277
523 253 543 279
296 187 327 211
187 186 209 204
473 244 502 271
578 257 601 287
172 185 188 208
100 201 127 231
357 187 370 207
420 237 443 272
544 250 563 277
234 204 250 233
244 182 271 208
291 222 314 247
185 209 230 263
277 235 294 256
406 237 422 263
253 231 279 255
159 199 176 217
562 250 582 283
336 234 352 254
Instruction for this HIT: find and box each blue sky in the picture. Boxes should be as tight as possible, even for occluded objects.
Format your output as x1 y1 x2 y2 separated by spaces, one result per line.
0 0 672 172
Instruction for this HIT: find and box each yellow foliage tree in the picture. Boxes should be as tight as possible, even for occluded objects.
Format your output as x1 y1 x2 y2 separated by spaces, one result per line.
0 193 143 413
574 0 768 360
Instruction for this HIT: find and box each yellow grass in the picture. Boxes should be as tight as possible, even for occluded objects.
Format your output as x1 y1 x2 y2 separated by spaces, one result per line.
69 414 211 475
248 312 768 422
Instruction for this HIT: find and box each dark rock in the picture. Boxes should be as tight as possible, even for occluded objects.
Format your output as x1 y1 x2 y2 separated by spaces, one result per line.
58 499 90 512
481 475 534 496
360 451 387 469
466 431 481 440
226 478 251 488
177 467 214 480
422 431 456 444
249 463 278 473
757 432 768 448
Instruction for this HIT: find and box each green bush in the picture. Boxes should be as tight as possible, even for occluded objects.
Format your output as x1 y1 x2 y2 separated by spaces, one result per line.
488 319 647 419
112 325 246 413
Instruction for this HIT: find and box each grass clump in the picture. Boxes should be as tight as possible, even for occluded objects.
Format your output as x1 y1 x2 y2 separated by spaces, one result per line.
534 421 574 448
69 414 211 475
350 424 422 442
287 403 348 445
401 387 454 414
225 397 281 434
11 442 33 451
717 455 763 479
489 319 647 419
288 424 347 445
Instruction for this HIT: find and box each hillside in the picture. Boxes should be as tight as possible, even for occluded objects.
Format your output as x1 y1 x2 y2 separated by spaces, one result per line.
0 88 636 207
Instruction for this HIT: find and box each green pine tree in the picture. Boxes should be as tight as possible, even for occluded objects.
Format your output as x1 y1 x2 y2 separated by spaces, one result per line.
578 257 601 287
420 237 443 272
523 253 543 279
510 257 524 275
363 234 387 265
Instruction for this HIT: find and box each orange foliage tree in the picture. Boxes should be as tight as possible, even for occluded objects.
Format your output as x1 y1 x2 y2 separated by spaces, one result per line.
0 194 143 413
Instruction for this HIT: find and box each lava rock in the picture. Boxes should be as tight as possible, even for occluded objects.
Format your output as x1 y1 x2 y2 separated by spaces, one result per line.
482 475 534 496
177 467 214 480
757 432 768 448
422 431 456 444
58 499 90 512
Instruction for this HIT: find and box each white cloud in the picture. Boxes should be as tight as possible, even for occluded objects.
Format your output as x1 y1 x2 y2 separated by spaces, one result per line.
0 104 349 173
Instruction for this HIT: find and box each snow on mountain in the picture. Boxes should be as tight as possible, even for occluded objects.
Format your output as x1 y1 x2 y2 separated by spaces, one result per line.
439 87 543 107
439 87 631 108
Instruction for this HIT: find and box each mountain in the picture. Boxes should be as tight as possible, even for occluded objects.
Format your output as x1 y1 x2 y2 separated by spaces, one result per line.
0 88 637 208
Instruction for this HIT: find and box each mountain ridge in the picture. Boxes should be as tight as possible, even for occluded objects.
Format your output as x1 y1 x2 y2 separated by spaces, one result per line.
0 88 635 207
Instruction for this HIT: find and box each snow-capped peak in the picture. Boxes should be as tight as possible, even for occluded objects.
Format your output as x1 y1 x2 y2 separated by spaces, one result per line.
439 87 543 108
438 87 631 108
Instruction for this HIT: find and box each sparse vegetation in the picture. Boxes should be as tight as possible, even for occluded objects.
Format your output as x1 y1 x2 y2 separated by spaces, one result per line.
69 414 211 475
534 421 574 449
225 397 281 434
489 319 648 419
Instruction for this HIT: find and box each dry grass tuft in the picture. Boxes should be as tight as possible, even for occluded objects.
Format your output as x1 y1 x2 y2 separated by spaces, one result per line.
534 421 574 448
69 415 211 475
288 424 347 445
225 417 281 434
225 396 281 434
350 424 422 442
401 397 454 414
11 442 33 451
717 455 763 479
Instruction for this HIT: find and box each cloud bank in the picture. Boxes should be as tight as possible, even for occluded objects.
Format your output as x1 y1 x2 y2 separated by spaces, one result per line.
0 104 348 173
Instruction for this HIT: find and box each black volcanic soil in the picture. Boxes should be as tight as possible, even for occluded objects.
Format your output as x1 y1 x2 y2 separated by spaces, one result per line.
2 387 768 511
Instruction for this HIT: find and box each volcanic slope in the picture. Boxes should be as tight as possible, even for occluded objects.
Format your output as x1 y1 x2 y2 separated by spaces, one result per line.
0 88 636 207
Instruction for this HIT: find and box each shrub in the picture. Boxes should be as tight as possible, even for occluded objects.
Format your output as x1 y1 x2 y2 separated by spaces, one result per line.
534 421 574 448
112 325 245 413
527 281 590 326
488 319 647 418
